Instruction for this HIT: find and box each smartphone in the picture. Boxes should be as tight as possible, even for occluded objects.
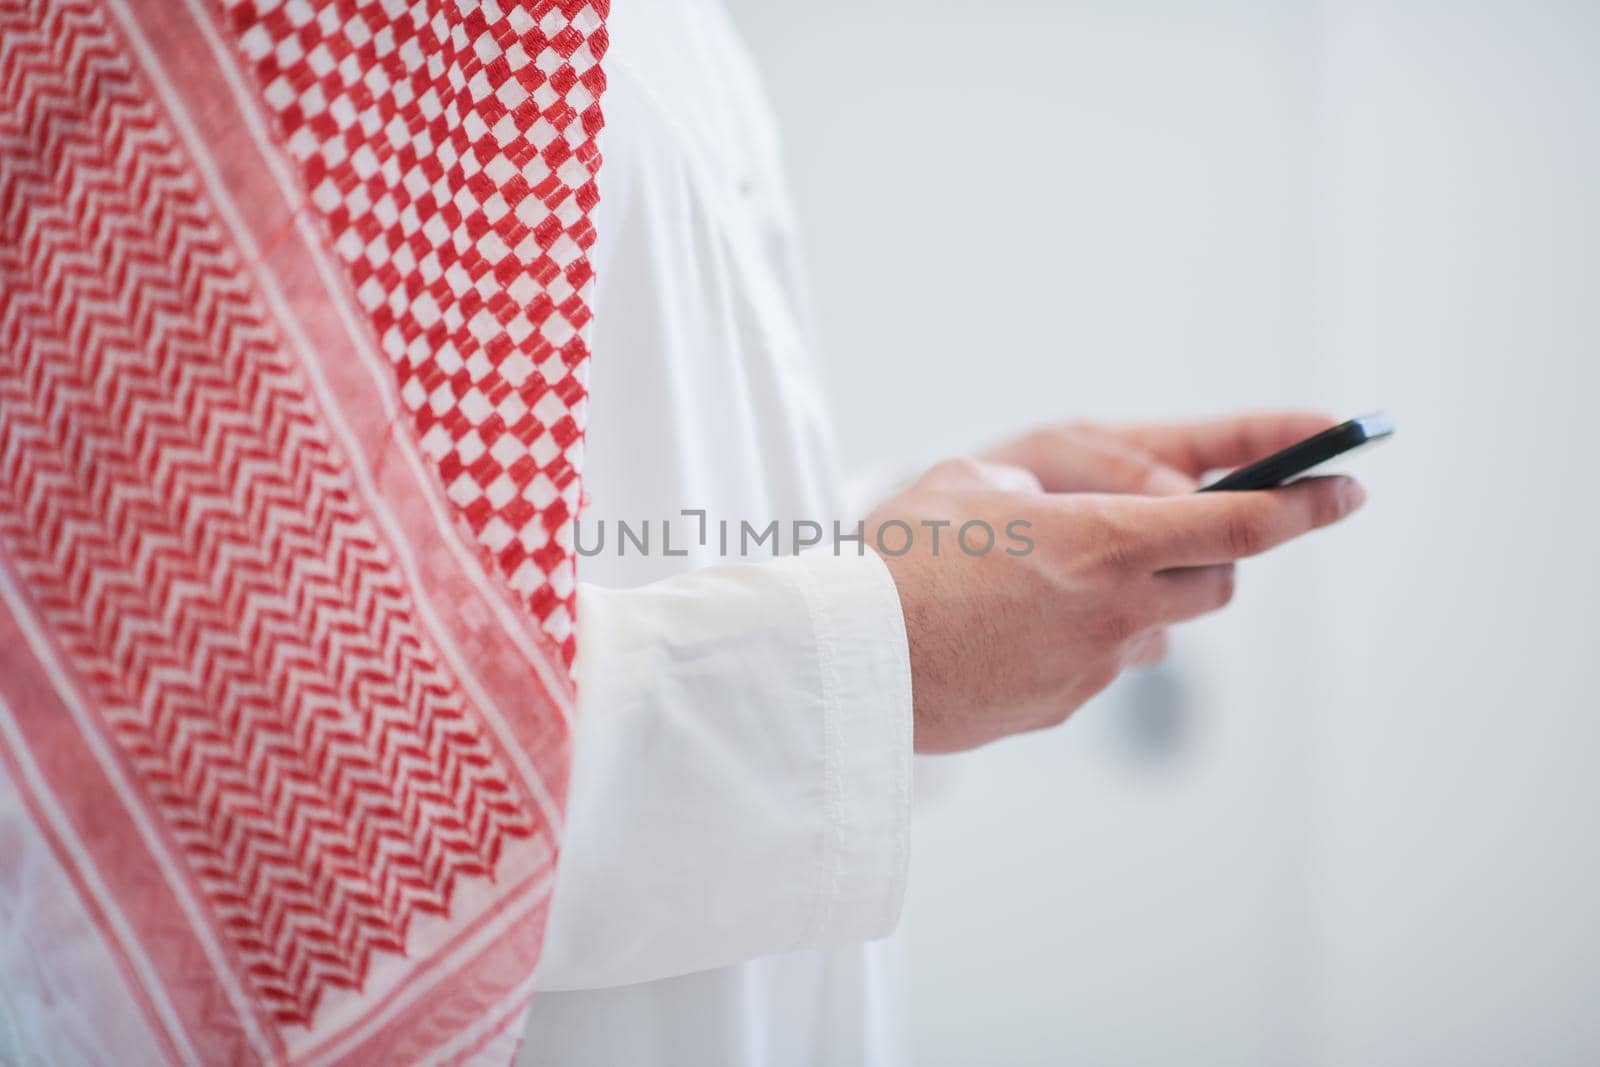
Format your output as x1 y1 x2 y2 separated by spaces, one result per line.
1199 412 1394 492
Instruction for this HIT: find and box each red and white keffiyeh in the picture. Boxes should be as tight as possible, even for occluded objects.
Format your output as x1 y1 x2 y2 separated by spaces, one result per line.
0 0 606 1061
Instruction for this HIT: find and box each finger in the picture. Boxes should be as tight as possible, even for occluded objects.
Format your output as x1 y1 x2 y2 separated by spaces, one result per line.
985 427 1194 495
1111 411 1337 477
1133 475 1366 567
1152 564 1236 623
1054 429 1196 496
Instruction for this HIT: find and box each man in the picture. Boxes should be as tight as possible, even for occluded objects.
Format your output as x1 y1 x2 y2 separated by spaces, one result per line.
522 2 1361 1064
0 0 1360 1064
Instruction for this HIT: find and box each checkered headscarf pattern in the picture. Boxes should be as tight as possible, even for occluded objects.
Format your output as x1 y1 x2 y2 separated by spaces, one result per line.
229 0 609 667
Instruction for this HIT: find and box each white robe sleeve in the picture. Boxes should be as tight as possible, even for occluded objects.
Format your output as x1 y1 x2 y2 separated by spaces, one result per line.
531 549 914 991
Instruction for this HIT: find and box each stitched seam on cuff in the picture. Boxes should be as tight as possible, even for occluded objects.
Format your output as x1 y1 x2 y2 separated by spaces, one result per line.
873 550 914 937
788 556 843 953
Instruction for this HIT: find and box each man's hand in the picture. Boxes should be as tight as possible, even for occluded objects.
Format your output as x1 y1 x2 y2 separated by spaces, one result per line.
867 413 1365 753
979 411 1340 495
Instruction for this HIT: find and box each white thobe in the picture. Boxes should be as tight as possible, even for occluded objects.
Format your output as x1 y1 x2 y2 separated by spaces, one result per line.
0 1 912 1063
519 1 917 1065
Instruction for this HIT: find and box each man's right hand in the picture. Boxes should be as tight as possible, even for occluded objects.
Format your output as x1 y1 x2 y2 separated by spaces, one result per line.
866 444 1365 753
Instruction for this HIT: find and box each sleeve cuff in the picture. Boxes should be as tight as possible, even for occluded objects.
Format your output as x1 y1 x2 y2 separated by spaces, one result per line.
538 550 913 989
788 549 914 947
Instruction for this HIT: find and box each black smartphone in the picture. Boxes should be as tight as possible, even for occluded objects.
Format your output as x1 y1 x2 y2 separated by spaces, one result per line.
1199 412 1394 492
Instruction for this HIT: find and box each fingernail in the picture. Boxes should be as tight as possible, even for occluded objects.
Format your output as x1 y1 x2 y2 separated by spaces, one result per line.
1343 479 1368 511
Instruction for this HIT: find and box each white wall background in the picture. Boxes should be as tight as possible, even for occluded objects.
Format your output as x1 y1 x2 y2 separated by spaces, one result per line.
729 2 1599 1064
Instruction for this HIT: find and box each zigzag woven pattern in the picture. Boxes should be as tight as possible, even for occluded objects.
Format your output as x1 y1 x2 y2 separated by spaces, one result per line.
0 0 545 1032
225 0 610 668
